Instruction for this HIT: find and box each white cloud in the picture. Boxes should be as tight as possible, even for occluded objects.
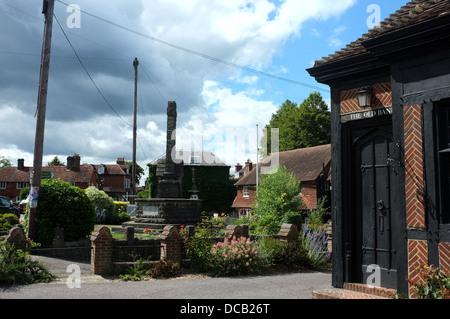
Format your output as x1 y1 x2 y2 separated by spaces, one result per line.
327 25 348 48
169 80 278 166
0 0 357 184
146 121 158 131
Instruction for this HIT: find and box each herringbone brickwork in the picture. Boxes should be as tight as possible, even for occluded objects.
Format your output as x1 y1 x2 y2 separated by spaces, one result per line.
408 239 428 299
439 242 450 270
404 104 426 229
340 82 392 114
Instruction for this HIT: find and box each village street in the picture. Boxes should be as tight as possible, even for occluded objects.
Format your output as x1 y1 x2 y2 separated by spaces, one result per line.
0 256 332 300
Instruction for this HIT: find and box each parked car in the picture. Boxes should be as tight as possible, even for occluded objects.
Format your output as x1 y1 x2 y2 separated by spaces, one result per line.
0 196 21 218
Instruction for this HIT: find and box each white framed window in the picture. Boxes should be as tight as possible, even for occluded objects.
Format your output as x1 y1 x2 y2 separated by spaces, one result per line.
0 182 6 189
98 165 105 174
125 178 131 189
17 182 27 189
243 186 249 198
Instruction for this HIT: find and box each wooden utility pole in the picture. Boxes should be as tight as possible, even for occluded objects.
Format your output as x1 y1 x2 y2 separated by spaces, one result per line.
132 57 139 203
28 0 55 240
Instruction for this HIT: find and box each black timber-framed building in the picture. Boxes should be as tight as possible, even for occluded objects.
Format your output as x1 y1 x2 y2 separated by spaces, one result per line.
307 0 450 296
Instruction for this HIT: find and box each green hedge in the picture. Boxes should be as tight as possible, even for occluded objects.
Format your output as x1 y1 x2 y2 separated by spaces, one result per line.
35 179 96 246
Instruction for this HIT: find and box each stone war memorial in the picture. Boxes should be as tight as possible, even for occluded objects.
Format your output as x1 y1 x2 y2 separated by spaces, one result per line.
122 101 202 232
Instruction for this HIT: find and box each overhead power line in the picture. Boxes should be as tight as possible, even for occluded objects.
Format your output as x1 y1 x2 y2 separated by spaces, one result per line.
53 13 132 127
55 0 329 93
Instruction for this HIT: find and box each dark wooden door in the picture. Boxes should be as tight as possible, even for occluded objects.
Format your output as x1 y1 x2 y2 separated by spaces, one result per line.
352 125 397 288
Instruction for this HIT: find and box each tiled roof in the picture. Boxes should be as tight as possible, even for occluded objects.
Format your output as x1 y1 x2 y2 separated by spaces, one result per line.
232 193 255 209
91 164 127 175
235 144 331 186
0 164 95 183
314 0 450 67
153 150 230 167
0 166 30 183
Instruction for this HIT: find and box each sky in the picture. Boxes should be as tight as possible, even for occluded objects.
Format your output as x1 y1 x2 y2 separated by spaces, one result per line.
0 0 407 184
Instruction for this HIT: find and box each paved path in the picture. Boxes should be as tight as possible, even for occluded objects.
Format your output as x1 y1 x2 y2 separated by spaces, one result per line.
0 256 333 299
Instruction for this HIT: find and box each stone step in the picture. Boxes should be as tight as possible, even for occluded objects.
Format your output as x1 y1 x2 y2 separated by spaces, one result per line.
311 283 397 299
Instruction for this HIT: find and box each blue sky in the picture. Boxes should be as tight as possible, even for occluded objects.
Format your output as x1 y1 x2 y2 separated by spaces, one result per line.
0 0 410 181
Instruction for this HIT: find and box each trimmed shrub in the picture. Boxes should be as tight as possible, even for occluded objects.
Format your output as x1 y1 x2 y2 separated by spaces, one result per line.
34 179 96 246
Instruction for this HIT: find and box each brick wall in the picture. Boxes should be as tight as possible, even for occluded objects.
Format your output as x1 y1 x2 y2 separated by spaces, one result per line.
439 242 450 270
90 224 302 275
403 104 428 298
340 82 392 114
403 104 426 229
407 239 428 299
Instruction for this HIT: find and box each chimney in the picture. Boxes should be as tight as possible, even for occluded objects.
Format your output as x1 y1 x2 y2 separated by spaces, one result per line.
17 158 25 171
72 154 80 171
234 163 243 178
67 156 74 170
244 159 253 175
117 157 125 165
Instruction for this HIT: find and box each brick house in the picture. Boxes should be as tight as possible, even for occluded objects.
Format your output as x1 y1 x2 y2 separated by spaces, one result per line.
307 0 450 296
91 157 132 201
232 144 331 216
0 154 97 203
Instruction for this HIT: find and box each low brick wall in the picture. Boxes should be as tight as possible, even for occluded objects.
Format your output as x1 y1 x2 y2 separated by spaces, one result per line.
91 225 178 275
3 223 308 276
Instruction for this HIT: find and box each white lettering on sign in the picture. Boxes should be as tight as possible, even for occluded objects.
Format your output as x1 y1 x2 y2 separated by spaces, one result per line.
341 107 392 123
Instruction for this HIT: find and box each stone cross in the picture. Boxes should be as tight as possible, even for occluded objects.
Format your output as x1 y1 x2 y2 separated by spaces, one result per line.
156 101 183 198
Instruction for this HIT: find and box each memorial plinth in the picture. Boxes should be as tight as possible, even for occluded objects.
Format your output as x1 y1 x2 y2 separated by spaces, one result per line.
116 101 202 233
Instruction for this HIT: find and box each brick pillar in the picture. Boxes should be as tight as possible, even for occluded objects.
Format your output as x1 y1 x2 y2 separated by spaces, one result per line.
91 226 113 275
4 226 27 250
160 225 183 264
278 224 299 243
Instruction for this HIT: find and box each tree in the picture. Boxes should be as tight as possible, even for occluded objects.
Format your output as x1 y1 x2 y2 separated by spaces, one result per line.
125 161 144 186
252 165 304 234
0 156 12 168
261 92 331 155
47 156 64 166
